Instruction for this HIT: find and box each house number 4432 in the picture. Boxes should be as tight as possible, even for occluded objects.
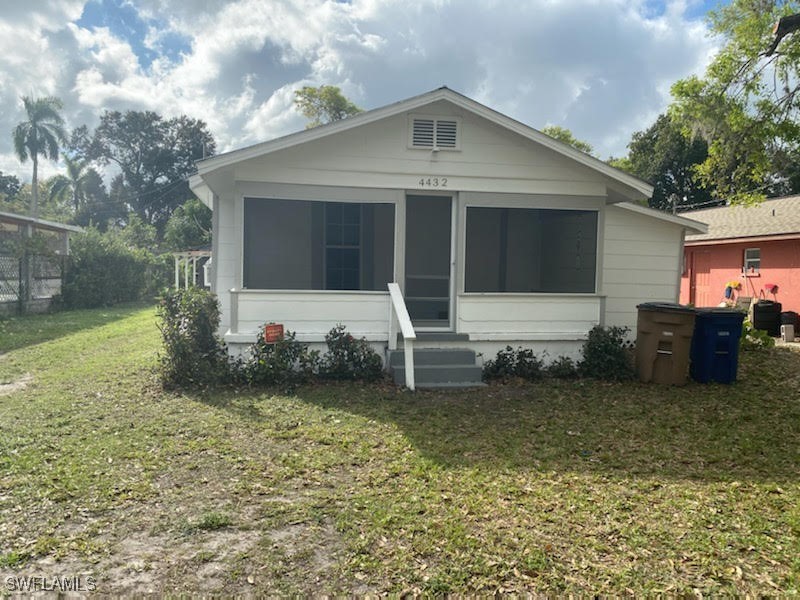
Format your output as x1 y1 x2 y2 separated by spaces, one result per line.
418 177 447 188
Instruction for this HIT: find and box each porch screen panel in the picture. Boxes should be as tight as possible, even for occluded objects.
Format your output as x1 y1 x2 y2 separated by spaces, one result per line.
243 197 394 291
465 207 597 293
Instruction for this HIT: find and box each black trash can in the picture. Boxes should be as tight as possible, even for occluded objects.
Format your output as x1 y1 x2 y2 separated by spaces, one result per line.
690 308 745 384
753 300 782 336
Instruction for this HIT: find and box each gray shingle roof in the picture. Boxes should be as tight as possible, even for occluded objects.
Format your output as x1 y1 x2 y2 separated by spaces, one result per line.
682 195 800 242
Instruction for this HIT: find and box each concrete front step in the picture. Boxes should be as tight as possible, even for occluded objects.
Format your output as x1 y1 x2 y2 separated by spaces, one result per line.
389 348 484 388
388 347 476 367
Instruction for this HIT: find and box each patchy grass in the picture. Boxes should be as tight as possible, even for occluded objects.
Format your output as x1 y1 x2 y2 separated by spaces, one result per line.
0 305 799 594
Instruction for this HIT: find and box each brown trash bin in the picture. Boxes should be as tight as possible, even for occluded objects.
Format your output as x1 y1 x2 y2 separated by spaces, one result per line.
636 302 696 385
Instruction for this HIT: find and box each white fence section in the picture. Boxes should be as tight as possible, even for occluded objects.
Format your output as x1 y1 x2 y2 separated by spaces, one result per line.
173 250 212 289
388 282 416 391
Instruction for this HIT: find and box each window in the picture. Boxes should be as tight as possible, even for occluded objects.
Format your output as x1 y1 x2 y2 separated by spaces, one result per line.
325 203 361 290
743 248 760 274
243 198 395 291
464 207 598 293
410 116 460 149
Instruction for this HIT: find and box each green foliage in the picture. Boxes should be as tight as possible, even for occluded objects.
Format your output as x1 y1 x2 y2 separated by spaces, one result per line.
60 228 166 308
0 170 21 200
670 0 800 202
164 198 212 251
740 318 776 350
483 346 545 381
239 328 320 387
76 111 215 232
579 326 635 381
319 324 383 381
546 355 579 379
541 125 594 155
12 95 67 216
117 214 158 250
293 85 363 128
623 113 716 212
157 288 230 389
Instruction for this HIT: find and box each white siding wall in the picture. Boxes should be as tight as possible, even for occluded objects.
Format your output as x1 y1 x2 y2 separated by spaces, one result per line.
602 205 684 335
232 101 610 197
227 290 390 343
457 295 601 340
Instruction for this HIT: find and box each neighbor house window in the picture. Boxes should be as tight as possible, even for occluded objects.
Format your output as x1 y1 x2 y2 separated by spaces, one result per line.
464 207 598 293
743 248 760 274
243 198 394 291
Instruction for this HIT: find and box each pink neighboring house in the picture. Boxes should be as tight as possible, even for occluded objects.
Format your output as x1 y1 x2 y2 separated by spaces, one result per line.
679 196 800 313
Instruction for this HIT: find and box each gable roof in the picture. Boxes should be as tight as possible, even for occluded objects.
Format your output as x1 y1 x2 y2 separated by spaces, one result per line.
193 87 654 200
683 196 800 242
0 210 83 234
616 202 707 234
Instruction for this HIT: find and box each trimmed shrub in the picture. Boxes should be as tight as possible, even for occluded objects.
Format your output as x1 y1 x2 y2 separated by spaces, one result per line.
157 288 229 389
239 328 320 387
61 228 168 308
578 325 634 381
546 355 579 379
483 346 544 381
319 324 383 381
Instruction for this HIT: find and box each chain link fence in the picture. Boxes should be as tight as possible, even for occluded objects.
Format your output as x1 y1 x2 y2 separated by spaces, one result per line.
0 254 65 307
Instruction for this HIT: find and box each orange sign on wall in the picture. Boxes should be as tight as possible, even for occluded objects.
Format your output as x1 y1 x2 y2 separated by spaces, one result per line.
264 323 284 343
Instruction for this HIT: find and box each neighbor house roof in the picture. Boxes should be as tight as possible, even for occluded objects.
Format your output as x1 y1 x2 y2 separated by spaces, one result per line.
192 86 654 201
0 210 83 234
683 196 800 244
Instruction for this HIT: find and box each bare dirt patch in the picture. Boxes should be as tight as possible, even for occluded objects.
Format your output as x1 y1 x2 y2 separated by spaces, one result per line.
0 373 31 396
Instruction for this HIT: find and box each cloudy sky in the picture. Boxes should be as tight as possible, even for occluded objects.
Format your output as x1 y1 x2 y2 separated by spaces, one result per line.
0 0 725 183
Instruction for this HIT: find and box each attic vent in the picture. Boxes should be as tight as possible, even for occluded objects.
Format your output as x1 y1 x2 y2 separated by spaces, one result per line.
410 116 460 150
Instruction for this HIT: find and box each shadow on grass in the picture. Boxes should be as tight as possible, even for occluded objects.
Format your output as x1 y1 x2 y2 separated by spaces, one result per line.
0 302 154 353
185 348 800 484
289 348 800 484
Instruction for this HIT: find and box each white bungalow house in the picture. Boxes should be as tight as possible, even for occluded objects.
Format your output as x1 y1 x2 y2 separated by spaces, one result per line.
190 87 706 388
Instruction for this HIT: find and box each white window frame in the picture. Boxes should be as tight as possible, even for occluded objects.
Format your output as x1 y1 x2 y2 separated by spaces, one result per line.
743 247 760 275
408 114 461 151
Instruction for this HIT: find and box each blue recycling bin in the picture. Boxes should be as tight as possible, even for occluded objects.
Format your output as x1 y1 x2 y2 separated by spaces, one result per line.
690 308 745 384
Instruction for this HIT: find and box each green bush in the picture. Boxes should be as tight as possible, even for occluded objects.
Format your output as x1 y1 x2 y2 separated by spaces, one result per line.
239 327 320 387
547 355 579 379
319 324 383 381
740 318 776 351
157 288 229 389
61 228 167 308
578 325 634 381
483 346 545 381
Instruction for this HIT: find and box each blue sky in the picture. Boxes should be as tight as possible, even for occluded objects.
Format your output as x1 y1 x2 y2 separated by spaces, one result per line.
0 0 729 181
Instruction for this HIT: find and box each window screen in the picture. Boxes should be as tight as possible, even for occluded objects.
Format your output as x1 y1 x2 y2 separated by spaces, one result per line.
743 248 760 274
243 198 394 291
465 207 597 293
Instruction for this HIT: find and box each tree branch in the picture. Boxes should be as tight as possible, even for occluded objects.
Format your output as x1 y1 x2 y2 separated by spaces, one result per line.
766 13 800 56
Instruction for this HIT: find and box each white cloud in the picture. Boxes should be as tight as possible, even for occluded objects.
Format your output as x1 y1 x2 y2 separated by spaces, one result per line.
0 0 720 183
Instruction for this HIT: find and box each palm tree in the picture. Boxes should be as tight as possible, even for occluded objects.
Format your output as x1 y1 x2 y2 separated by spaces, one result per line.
49 156 90 214
12 96 67 217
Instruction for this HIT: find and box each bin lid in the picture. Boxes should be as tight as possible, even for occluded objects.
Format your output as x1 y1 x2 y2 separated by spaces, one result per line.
636 302 695 314
694 307 746 315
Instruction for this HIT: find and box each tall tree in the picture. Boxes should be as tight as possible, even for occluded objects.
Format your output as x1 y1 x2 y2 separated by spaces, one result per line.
164 197 212 251
620 114 716 212
80 112 215 233
294 85 362 128
671 0 800 203
541 125 594 155
49 155 91 213
12 96 67 217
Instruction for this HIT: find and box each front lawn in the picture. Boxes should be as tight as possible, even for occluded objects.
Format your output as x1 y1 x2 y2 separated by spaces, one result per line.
1 306 798 594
